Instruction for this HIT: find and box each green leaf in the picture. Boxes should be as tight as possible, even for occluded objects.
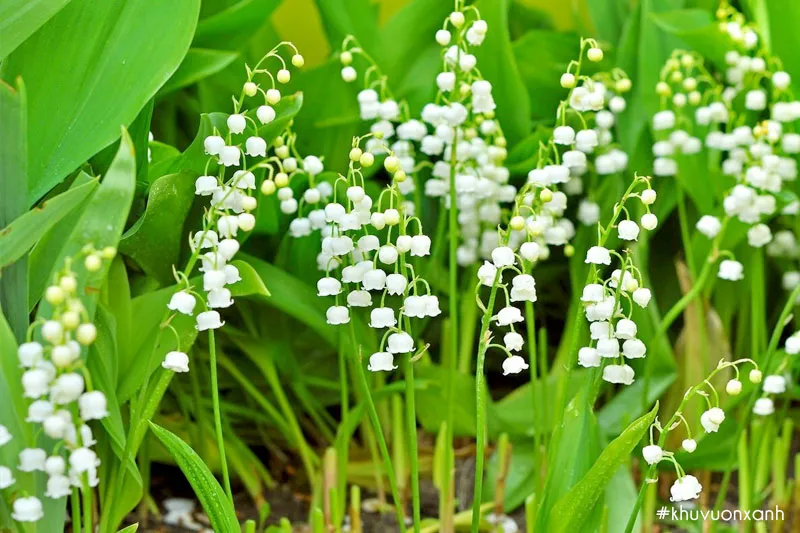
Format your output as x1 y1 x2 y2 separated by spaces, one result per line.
314 0 378 52
160 48 240 95
193 0 279 50
650 9 733 68
0 78 29 342
3 0 201 203
149 423 240 532
550 403 659 533
116 524 139 533
119 171 196 284
0 0 71 59
0 178 99 268
473 0 532 146
513 31 579 121
34 129 136 322
752 0 800 86
229 259 270 297
239 253 336 345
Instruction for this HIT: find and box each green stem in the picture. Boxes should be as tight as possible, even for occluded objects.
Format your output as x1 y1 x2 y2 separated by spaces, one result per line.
710 283 800 526
72 488 82 533
406 354 421 533
348 324 405 530
82 478 93 533
443 127 461 532
209 330 233 503
471 276 501 533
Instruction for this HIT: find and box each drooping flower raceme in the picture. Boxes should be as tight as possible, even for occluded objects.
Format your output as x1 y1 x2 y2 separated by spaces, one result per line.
640 358 760 502
164 44 310 371
1 250 114 521
577 175 658 386
315 136 438 372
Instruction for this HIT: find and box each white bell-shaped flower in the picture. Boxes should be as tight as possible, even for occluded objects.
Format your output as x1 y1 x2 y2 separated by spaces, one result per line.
632 288 651 308
642 444 663 465
369 308 396 329
491 246 515 268
227 114 246 134
615 319 637 339
494 306 523 326
50 373 84 404
245 137 267 157
167 291 196 315
317 277 342 297
196 311 224 331
46 474 71 499
753 397 774 416
763 375 786 394
503 332 523 352
670 475 702 502
69 447 99 474
207 288 233 309
718 260 744 281
578 347 601 368
386 274 408 295
347 290 372 308
410 235 431 256
602 364 635 385
510 274 537 302
368 352 397 372
682 439 697 453
0 466 14 489
27 400 53 422
18 342 43 368
618 220 640 241
387 332 414 354
502 355 529 376
11 496 43 522
19 448 47 472
622 338 646 359
163 351 190 373
219 146 241 167
477 261 498 286
256 105 275 124
700 407 725 432
585 246 611 265
204 136 225 155
78 391 108 420
326 306 350 325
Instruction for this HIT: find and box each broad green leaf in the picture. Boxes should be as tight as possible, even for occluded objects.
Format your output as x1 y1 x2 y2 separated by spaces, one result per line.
0 178 99 268
26 172 96 310
3 0 200 203
513 31 579 121
0 0 70 59
119 171 196 284
116 525 139 533
379 0 451 95
314 0 379 52
149 423 240 532
194 0 279 50
586 0 629 43
35 129 136 323
550 403 659 533
117 260 268 402
650 9 733 68
160 48 240 95
0 78 28 342
240 253 336 345
753 0 800 85
534 388 601 531
473 0 533 146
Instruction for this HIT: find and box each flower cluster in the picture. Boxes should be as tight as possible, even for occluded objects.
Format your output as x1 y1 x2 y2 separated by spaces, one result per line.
165 44 309 371
652 4 800 282
577 176 658 385
640 358 760 502
751 332 799 416
340 7 517 266
316 136 437 371
528 39 632 248
2 250 113 522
